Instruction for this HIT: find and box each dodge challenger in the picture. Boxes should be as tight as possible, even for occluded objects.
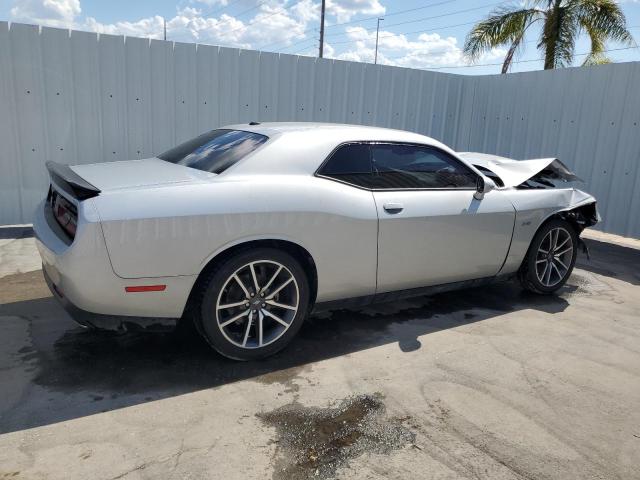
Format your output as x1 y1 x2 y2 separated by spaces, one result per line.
34 123 598 360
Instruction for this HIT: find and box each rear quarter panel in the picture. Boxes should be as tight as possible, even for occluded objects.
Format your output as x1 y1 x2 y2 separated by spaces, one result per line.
94 175 379 303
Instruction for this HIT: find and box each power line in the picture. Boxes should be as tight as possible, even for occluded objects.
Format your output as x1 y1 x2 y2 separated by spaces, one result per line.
326 0 462 28
259 0 509 52
274 18 484 52
292 38 319 55
327 19 479 46
222 0 308 37
409 46 639 71
324 1 510 39
257 0 472 51
199 0 273 33
199 0 246 19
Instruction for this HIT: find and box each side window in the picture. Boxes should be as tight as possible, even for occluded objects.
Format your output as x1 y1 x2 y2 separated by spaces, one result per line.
318 143 373 188
370 144 477 189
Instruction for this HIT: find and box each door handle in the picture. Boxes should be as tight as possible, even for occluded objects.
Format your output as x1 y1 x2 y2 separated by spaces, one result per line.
383 202 404 213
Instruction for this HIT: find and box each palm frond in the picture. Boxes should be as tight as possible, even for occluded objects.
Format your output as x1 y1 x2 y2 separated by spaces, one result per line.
464 6 543 62
466 0 635 71
571 0 635 46
582 52 612 66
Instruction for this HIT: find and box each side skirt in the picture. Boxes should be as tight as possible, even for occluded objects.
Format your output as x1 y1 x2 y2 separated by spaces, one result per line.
311 274 515 313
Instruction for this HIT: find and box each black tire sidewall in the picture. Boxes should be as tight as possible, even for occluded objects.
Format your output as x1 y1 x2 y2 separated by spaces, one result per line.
199 248 310 361
525 219 578 294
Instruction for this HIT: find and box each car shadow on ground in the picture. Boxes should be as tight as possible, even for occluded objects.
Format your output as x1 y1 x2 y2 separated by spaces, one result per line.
1 277 571 434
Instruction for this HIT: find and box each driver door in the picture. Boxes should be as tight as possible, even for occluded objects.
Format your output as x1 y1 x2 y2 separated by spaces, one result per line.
370 143 515 293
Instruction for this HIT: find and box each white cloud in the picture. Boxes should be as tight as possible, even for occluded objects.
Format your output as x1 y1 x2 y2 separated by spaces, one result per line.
10 0 80 28
326 0 384 23
191 0 228 6
23 0 322 50
327 26 506 70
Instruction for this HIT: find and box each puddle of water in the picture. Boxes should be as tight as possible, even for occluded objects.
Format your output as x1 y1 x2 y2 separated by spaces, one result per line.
258 393 415 480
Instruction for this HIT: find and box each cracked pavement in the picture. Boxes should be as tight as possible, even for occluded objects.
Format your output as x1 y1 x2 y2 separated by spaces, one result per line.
0 228 639 479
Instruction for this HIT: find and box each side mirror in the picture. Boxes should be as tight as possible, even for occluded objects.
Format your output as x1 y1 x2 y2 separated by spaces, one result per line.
474 175 495 200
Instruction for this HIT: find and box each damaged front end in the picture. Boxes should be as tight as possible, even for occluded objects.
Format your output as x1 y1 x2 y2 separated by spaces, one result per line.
458 152 583 189
458 151 600 264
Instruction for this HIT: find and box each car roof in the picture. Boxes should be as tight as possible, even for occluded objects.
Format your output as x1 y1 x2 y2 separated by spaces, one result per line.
224 122 440 144
220 122 457 176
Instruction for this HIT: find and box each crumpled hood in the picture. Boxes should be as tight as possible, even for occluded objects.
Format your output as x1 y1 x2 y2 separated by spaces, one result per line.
458 152 581 188
70 158 215 192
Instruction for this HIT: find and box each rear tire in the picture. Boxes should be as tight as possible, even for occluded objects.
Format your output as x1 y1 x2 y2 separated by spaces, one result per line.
195 248 310 360
518 219 578 294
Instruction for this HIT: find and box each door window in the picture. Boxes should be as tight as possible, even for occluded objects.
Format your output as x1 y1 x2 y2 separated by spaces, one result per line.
370 144 477 189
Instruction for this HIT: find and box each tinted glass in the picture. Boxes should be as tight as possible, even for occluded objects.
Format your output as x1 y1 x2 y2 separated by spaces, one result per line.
158 129 268 174
370 144 477 189
319 143 373 188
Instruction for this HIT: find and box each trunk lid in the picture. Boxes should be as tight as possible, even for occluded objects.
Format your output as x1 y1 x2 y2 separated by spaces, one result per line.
69 158 215 192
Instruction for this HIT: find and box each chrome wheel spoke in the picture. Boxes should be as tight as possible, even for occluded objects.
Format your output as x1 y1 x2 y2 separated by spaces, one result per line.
539 262 549 284
266 277 293 300
555 246 572 257
555 236 570 251
262 308 290 327
550 261 562 279
544 260 553 285
242 311 253 347
217 300 248 310
249 263 260 292
258 310 264 347
554 256 569 271
266 299 298 310
261 266 282 293
233 274 251 298
220 309 250 328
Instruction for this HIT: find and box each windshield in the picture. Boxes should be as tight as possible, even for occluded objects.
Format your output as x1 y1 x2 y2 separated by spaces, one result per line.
158 129 268 174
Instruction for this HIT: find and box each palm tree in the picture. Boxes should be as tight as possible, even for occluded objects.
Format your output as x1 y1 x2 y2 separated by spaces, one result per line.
463 0 635 73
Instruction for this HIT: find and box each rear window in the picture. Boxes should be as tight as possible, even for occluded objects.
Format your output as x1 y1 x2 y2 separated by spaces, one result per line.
158 129 268 174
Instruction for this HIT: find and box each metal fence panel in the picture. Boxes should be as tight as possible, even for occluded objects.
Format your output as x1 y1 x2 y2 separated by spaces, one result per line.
0 22 638 237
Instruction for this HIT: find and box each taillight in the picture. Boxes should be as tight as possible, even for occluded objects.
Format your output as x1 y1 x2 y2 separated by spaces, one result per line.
50 189 78 239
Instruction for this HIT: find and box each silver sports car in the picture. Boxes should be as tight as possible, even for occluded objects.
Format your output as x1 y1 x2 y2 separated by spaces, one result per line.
34 122 598 360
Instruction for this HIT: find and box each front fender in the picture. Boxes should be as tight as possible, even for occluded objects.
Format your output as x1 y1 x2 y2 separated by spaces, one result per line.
499 188 597 275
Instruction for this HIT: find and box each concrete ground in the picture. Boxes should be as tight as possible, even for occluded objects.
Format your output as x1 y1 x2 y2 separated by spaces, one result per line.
0 226 639 480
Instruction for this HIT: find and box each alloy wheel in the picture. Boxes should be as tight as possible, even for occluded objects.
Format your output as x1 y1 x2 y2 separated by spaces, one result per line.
215 260 300 349
535 227 574 288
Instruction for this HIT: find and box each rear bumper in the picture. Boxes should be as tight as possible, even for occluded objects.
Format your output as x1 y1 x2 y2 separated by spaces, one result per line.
43 267 178 332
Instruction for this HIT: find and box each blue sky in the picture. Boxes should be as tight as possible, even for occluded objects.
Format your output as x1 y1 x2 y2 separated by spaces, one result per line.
1 0 639 75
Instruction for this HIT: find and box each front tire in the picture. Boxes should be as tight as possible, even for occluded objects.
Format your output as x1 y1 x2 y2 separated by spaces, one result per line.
196 248 310 360
518 219 578 294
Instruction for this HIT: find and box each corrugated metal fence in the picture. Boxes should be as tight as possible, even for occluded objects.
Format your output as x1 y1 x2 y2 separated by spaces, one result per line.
1 22 639 237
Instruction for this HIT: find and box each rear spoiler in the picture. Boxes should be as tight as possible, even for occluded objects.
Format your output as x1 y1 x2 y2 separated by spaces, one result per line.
46 161 101 200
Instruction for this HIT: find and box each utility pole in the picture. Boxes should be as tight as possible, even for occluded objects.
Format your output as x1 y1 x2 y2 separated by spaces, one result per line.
163 17 167 41
319 0 326 57
374 17 383 64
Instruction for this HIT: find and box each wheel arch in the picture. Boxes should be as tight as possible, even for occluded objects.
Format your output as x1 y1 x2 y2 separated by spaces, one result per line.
183 237 319 321
535 200 598 240
519 201 597 272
